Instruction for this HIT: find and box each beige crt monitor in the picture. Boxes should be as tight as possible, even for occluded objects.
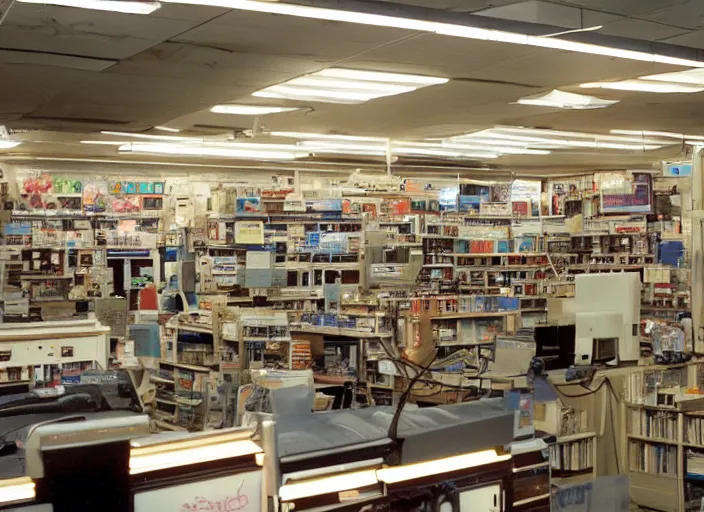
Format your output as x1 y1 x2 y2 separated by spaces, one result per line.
575 273 641 364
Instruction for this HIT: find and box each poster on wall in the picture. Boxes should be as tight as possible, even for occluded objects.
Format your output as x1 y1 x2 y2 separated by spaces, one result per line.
236 197 263 215
235 221 264 244
133 472 262 512
306 198 343 213
83 180 108 214
108 195 141 214
389 199 411 215
53 177 82 195
20 173 52 195
438 187 458 211
599 173 652 214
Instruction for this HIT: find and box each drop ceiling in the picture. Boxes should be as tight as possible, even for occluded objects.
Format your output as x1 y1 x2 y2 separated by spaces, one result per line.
1 0 703 174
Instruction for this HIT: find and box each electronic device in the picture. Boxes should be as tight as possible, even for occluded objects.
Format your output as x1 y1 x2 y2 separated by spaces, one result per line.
575 311 622 365
575 273 640 364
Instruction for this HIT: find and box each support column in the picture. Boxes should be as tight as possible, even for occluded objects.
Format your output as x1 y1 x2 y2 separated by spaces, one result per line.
691 147 704 352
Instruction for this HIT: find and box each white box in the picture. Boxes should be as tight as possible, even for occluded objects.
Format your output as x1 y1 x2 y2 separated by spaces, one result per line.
575 273 640 363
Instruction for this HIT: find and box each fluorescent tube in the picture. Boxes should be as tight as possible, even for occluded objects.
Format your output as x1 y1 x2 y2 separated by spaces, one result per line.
130 439 262 474
101 131 202 142
316 68 448 86
610 129 704 142
211 105 301 115
119 143 305 160
18 0 161 14
377 449 511 484
580 80 704 93
271 131 389 142
252 68 447 104
0 141 21 149
442 142 551 155
279 469 378 502
159 0 704 68
80 140 129 145
0 478 35 505
154 126 181 133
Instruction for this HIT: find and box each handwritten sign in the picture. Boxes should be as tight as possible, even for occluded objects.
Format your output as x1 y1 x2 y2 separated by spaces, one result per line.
553 476 628 512
134 471 261 512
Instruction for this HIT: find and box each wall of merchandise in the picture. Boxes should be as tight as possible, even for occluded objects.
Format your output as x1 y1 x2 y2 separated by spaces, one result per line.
0 163 692 432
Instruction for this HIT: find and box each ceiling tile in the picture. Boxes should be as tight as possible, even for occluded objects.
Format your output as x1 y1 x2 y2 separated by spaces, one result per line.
174 22 402 61
548 0 690 17
371 0 528 13
0 3 203 60
597 18 691 41
662 29 704 49
639 0 704 31
0 63 94 117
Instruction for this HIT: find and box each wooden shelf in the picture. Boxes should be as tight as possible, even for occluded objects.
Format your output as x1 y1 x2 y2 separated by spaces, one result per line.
555 431 597 443
428 311 520 320
628 434 678 446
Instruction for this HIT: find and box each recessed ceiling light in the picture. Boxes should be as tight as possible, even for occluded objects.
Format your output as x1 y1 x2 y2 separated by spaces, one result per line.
580 80 704 93
515 89 619 110
154 126 181 133
252 68 448 104
159 0 704 68
17 0 161 14
0 141 21 150
211 105 302 115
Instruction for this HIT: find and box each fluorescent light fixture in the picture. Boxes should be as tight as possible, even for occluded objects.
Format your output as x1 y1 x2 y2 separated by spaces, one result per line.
119 143 305 160
490 126 669 144
447 127 671 151
17 0 161 14
640 68 704 85
130 438 262 475
316 68 448 86
515 89 618 110
101 131 202 142
394 147 499 159
0 477 36 505
279 469 378 502
211 105 301 115
377 449 511 484
253 68 448 104
271 131 389 143
442 142 551 155
0 141 21 150
610 129 704 142
154 126 181 133
299 141 386 152
580 80 704 93
159 0 704 68
80 140 129 146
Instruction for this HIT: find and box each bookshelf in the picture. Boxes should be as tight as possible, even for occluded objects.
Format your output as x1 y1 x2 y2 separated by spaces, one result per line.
623 362 704 512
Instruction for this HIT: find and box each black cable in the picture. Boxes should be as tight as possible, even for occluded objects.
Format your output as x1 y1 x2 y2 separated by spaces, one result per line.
388 353 438 442
608 380 621 474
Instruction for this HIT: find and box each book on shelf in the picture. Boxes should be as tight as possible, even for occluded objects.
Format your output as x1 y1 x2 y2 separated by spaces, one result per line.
550 438 593 472
686 416 704 446
629 408 677 439
534 399 588 437
629 441 676 475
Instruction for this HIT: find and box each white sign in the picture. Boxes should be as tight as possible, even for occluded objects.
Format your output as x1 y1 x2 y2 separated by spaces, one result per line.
134 471 261 512
553 476 628 512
